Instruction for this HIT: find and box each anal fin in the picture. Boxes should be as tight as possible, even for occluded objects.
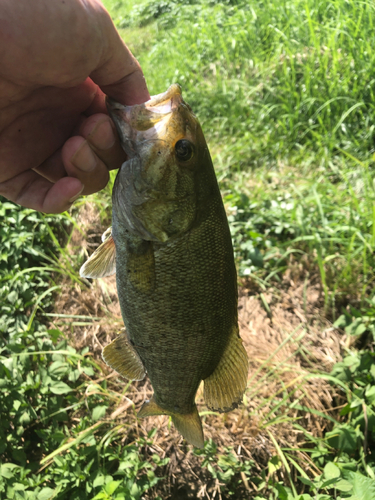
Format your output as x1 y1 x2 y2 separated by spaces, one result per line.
138 397 204 448
80 227 116 279
204 325 248 413
102 331 145 381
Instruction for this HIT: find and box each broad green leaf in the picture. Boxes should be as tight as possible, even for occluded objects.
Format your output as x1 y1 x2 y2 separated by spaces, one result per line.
38 487 56 500
365 385 375 404
342 471 375 500
91 494 107 500
49 381 73 394
105 480 121 496
268 455 282 475
324 462 341 480
92 405 107 421
48 360 69 376
0 463 19 479
334 314 347 328
93 475 105 488
13 400 21 411
83 366 95 377
298 477 315 488
335 479 354 492
12 483 26 492
273 482 289 500
326 424 358 453
130 482 141 498
19 410 32 425
68 369 81 382
321 478 341 489
7 291 18 304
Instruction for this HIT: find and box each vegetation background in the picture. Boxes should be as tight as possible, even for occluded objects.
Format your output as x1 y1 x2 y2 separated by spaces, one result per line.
1 0 375 498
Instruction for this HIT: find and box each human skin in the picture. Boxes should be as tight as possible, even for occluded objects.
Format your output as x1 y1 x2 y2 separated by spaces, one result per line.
0 0 150 213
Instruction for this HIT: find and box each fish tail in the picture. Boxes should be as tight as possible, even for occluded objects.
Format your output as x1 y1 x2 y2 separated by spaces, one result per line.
171 406 204 449
138 397 204 448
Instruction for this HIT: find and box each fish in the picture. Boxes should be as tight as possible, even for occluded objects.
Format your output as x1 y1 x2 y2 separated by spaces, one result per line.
80 84 248 448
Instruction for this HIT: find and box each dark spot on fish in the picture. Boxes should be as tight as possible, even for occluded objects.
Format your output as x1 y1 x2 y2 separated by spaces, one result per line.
157 151 162 155
18 129 21 132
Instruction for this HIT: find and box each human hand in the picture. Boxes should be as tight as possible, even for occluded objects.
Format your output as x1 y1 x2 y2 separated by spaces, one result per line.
0 0 150 213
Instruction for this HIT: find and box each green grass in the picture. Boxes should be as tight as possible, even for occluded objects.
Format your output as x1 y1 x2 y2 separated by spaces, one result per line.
113 0 375 166
106 0 375 312
2 0 375 498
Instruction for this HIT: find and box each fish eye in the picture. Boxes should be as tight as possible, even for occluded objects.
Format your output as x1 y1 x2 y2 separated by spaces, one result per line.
175 139 194 161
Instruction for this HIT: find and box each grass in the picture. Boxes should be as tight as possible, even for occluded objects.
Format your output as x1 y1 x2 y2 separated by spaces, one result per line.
1 0 375 498
109 0 375 312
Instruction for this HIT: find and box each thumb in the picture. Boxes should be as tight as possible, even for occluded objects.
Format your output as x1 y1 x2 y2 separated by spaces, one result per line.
89 6 150 105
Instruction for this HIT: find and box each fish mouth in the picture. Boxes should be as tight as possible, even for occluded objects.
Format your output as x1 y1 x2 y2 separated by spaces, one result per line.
107 83 183 117
106 84 187 157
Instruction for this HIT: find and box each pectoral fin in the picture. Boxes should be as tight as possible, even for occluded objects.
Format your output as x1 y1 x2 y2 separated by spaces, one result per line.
126 239 155 293
138 397 204 448
102 331 145 381
204 325 248 413
80 227 116 279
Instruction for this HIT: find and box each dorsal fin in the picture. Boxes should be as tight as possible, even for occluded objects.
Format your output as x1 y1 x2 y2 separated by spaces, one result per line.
203 325 248 412
80 227 116 279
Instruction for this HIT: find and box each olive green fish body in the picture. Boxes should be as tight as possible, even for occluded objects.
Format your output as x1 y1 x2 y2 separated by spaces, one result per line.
112 161 237 414
80 85 248 447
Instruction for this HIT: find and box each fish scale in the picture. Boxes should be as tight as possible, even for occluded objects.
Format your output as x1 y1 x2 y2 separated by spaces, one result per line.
80 84 248 447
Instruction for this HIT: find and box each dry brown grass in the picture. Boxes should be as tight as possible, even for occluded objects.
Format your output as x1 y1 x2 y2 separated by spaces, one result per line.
49 202 344 499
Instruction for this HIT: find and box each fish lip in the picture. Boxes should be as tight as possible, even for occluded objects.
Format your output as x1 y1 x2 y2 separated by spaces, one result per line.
106 83 183 120
106 83 181 107
145 83 182 109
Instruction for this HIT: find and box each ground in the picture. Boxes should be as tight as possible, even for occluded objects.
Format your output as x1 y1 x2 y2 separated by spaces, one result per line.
49 203 346 498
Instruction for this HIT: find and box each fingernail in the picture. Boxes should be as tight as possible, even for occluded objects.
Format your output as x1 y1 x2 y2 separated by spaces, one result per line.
69 185 85 203
71 141 98 172
88 119 116 150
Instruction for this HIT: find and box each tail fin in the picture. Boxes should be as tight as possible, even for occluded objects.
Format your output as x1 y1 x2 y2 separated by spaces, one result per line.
171 407 204 448
138 397 204 448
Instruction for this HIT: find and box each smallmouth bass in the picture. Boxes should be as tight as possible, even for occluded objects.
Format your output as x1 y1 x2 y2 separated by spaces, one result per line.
80 85 248 447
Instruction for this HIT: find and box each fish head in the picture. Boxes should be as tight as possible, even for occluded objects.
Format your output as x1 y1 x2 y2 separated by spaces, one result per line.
107 84 208 242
